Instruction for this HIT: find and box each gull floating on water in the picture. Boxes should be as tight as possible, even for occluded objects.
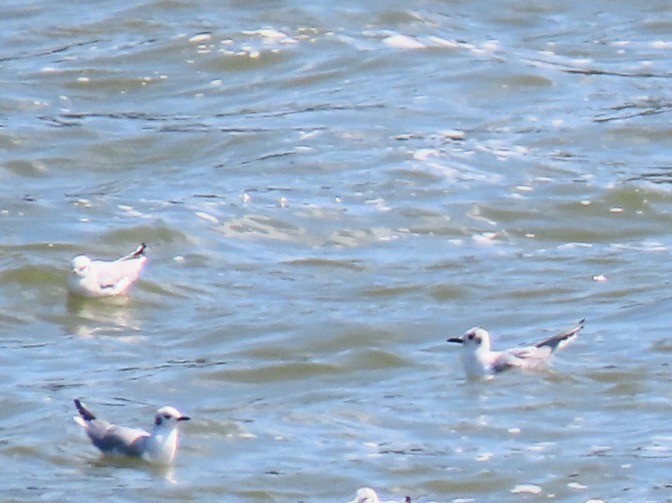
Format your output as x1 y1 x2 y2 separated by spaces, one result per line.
73 399 190 464
68 243 147 297
349 487 411 503
447 319 585 378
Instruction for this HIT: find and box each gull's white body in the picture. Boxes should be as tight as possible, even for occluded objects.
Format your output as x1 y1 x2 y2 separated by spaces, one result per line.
349 487 410 503
448 319 585 378
73 399 190 464
68 243 147 297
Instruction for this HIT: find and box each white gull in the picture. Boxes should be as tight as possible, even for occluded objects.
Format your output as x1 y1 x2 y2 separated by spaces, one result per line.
73 399 190 464
349 487 411 503
68 243 147 297
447 319 585 378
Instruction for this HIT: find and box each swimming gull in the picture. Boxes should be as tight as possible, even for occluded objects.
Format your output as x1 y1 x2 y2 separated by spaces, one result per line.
73 399 190 464
349 487 411 503
68 243 147 297
447 319 585 378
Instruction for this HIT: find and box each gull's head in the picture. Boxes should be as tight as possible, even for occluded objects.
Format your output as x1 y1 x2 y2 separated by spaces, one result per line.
154 406 190 429
71 255 92 277
448 327 491 351
464 327 491 351
350 487 381 503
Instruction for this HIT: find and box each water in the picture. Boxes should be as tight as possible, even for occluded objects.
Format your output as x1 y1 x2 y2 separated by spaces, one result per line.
2 1 672 501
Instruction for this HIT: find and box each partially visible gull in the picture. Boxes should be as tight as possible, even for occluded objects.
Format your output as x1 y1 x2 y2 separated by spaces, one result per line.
349 487 411 503
73 399 190 464
68 243 147 297
447 319 585 378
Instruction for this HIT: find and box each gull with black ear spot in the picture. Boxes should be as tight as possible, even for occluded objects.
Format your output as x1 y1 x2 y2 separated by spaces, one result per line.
447 319 585 378
72 399 190 464
68 243 148 298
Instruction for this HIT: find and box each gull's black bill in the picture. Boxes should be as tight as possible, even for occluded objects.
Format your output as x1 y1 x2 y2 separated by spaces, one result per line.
447 337 464 344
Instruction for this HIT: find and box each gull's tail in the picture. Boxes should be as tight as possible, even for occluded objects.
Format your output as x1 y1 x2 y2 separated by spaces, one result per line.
535 319 585 352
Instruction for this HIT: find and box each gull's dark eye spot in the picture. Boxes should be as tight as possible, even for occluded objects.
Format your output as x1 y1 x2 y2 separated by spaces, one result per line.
163 413 171 420
468 333 474 340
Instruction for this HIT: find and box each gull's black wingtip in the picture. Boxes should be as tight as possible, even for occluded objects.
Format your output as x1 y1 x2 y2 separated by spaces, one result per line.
133 243 147 257
74 398 96 421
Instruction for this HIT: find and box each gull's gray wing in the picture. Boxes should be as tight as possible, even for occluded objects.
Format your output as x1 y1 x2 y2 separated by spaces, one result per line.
85 420 150 457
489 319 585 373
491 350 530 373
502 328 580 371
505 345 554 370
93 258 145 291
92 244 147 291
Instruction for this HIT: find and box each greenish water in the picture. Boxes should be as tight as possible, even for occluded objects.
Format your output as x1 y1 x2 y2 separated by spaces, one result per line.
2 1 672 502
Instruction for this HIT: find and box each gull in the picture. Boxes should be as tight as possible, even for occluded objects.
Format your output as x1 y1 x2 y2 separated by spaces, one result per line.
349 487 411 503
73 399 190 464
68 243 147 297
447 319 585 378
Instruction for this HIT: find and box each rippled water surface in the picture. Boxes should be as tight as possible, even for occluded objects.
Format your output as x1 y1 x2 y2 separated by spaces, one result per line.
3 1 672 502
